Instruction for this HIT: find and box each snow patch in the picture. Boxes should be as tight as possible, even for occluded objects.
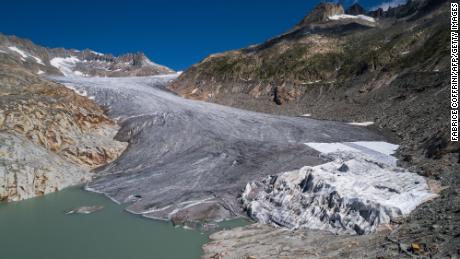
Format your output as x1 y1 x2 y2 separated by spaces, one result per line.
37 70 45 75
91 50 104 56
7 46 45 65
31 55 45 65
348 121 374 126
306 142 360 154
329 14 376 23
50 56 81 76
349 141 398 156
305 141 399 166
8 46 28 58
73 71 87 77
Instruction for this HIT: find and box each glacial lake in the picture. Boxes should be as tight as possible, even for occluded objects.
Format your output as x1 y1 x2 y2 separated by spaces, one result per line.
0 187 249 259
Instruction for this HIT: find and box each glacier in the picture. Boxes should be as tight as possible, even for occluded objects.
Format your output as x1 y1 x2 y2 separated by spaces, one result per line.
242 142 436 235
50 74 390 225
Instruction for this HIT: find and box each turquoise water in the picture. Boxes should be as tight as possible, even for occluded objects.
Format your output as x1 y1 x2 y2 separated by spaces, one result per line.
0 187 248 259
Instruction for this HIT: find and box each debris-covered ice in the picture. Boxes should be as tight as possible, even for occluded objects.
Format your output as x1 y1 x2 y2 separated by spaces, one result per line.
49 74 385 223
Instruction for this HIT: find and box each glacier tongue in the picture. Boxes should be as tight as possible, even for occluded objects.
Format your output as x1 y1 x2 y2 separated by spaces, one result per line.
242 152 436 235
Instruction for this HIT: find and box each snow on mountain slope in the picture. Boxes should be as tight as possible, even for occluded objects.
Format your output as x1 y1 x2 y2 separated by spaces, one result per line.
8 46 28 59
7 46 45 65
328 14 375 23
50 56 81 76
0 33 175 77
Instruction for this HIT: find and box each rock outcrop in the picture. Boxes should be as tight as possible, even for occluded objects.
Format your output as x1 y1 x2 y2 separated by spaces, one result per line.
296 3 345 26
345 3 366 15
203 223 389 259
0 132 90 201
0 63 127 201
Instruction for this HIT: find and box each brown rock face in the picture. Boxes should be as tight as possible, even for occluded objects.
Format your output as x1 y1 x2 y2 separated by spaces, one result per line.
297 3 344 26
0 132 91 201
0 63 127 201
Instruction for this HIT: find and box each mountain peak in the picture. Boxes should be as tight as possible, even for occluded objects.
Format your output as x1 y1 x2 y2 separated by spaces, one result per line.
297 2 345 26
346 3 366 15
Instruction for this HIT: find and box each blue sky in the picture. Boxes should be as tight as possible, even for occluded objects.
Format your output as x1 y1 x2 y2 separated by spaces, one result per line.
0 0 398 71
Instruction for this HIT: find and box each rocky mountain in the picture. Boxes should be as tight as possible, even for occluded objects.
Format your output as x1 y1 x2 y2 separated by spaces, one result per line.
345 3 366 15
171 0 460 257
0 45 128 201
296 2 346 25
0 33 174 78
171 0 456 177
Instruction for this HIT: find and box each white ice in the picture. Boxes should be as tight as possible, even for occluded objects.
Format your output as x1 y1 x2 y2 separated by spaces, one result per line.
348 121 374 126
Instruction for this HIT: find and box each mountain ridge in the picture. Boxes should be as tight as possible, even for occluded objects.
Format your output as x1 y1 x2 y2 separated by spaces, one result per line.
0 33 175 77
170 0 457 178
